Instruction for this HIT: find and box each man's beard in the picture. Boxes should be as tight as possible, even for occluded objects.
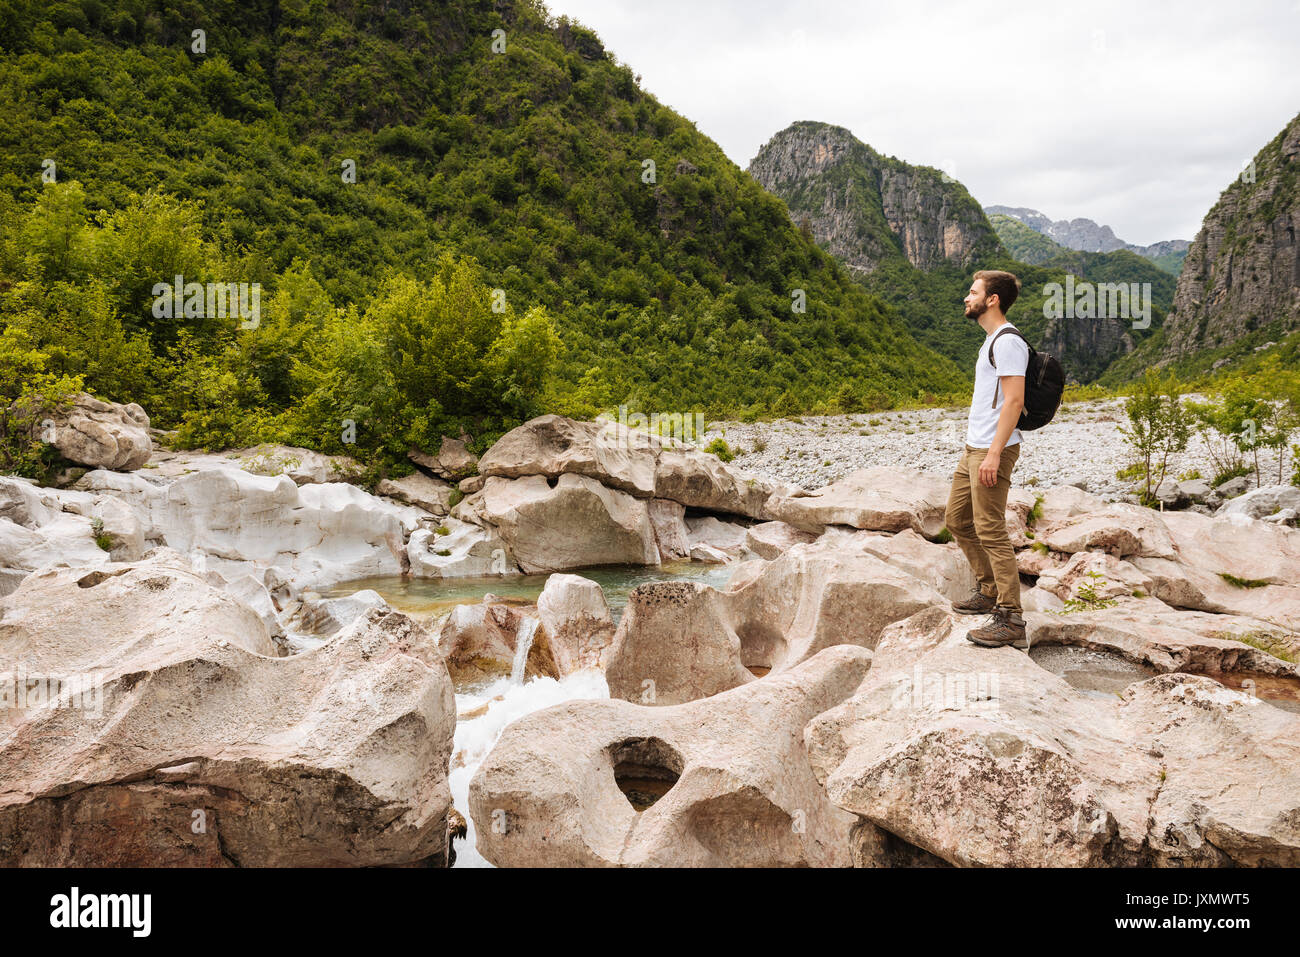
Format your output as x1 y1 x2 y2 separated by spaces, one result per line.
965 300 987 319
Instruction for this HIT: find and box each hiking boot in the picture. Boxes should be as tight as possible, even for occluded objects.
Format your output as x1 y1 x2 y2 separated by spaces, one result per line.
966 606 1029 648
951 587 997 615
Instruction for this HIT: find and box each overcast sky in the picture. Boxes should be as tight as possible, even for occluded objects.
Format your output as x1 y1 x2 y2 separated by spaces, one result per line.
543 0 1300 245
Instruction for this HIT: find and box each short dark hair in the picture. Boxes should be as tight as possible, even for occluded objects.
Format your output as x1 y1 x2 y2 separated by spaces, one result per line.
974 270 1021 314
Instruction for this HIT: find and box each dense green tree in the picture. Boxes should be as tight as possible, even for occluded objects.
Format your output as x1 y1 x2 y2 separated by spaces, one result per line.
0 0 970 467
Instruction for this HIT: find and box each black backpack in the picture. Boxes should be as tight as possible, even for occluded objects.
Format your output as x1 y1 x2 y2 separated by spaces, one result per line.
988 325 1065 431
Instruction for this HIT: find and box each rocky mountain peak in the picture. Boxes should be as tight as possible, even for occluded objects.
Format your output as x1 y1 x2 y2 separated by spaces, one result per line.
984 204 1190 272
1161 111 1300 359
747 121 1003 274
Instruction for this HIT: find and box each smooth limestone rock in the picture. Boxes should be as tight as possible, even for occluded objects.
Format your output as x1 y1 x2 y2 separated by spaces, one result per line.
475 414 799 521
1036 503 1177 559
684 515 748 557
235 445 362 485
1035 550 1153 603
0 478 115 595
1157 509 1300 583
536 573 616 674
220 572 287 642
289 589 389 637
765 466 954 538
375 472 454 515
437 597 555 685
0 558 455 866
409 435 479 481
71 470 169 533
805 625 1300 867
1016 544 1070 578
160 467 419 588
1036 485 1110 524
689 542 730 563
832 527 977 601
0 555 279 669
605 536 944 705
146 446 361 485
1128 510 1300 628
462 474 659 574
653 446 794 520
0 477 53 528
860 604 960 677
744 521 816 560
406 519 516 578
469 645 872 867
720 537 945 670
54 491 147 562
647 498 691 562
37 393 152 471
450 415 804 571
1020 584 1067 614
69 465 427 590
1027 598 1300 678
478 414 659 498
1224 486 1298 522
606 581 752 706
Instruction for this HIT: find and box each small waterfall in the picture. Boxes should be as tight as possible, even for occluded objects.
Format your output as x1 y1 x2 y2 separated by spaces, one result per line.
510 617 539 685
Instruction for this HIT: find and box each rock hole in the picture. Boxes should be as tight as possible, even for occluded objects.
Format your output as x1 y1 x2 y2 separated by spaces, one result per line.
76 568 130 588
852 820 951 868
1028 644 1156 700
545 475 559 489
610 736 683 812
736 621 787 677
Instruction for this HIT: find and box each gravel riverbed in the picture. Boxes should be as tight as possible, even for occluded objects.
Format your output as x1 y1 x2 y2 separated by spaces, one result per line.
699 396 1290 501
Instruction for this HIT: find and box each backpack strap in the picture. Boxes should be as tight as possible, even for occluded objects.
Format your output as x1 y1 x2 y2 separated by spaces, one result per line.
988 325 1033 410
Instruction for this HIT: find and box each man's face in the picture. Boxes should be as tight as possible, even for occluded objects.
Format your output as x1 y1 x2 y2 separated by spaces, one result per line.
964 279 992 319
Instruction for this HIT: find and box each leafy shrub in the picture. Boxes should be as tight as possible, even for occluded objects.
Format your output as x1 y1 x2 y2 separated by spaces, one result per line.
1117 370 1190 507
1027 494 1044 526
1219 572 1269 589
1059 571 1118 613
0 325 85 480
704 437 734 462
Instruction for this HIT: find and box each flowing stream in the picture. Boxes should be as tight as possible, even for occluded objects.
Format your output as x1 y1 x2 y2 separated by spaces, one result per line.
323 560 741 866
509 617 538 684
323 559 736 627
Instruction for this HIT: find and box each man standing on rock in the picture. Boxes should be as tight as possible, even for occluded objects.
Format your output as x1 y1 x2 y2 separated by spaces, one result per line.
946 270 1030 648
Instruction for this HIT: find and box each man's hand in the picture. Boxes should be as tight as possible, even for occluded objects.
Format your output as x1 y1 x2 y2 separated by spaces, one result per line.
978 452 1001 487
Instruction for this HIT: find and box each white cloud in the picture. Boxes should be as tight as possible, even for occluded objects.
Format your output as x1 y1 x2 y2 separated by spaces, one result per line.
543 0 1300 245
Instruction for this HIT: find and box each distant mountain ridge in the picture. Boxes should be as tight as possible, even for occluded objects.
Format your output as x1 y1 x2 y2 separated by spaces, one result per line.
748 121 1174 382
747 121 1003 276
1160 111 1300 361
984 205 1189 275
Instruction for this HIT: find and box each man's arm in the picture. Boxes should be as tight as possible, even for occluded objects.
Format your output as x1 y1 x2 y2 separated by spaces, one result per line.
978 374 1025 487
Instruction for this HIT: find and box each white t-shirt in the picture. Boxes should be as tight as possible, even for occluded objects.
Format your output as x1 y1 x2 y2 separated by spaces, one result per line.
966 323 1030 448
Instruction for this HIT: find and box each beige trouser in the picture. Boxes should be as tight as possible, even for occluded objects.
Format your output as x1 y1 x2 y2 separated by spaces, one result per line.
945 443 1022 612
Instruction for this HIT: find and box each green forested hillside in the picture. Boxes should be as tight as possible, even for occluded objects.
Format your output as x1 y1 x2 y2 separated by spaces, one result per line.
1145 247 1188 277
0 0 969 475
748 123 1174 378
1036 248 1176 309
988 213 1064 264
